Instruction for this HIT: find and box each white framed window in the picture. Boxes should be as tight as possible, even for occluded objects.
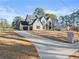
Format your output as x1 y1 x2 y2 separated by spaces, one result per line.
37 26 40 29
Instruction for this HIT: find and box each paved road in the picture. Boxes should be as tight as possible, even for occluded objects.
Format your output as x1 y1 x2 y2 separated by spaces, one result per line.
16 31 79 59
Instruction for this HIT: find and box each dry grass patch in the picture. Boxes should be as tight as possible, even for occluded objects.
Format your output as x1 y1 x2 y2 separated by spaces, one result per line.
0 32 39 59
28 30 79 43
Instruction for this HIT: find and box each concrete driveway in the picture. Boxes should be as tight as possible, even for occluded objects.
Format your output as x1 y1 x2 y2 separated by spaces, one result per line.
16 31 79 59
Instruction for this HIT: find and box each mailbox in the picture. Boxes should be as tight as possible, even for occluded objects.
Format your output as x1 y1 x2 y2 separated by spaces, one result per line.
67 32 74 43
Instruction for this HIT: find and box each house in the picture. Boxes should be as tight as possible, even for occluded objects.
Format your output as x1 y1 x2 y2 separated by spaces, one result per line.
19 21 29 30
32 18 43 30
28 15 53 30
14 15 53 30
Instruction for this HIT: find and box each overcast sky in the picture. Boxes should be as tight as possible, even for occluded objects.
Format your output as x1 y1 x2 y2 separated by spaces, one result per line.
0 0 79 24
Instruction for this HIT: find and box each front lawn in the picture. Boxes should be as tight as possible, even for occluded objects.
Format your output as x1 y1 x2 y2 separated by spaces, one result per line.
28 30 79 43
0 32 39 59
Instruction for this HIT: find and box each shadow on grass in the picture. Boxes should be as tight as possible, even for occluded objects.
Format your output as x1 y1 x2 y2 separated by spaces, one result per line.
0 40 39 59
40 35 79 43
0 32 39 59
0 32 24 38
41 35 68 43
0 35 30 42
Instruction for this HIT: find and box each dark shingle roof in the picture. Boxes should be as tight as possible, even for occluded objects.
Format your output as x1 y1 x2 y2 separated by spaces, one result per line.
25 15 50 25
20 21 28 25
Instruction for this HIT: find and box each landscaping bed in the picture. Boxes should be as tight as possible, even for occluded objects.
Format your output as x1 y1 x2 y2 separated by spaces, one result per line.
0 32 39 59
28 30 79 43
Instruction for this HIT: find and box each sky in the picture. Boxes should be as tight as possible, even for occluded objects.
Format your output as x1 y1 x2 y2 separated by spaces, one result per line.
0 0 79 24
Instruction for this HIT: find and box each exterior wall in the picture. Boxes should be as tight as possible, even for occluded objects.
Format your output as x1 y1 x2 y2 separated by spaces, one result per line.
20 24 28 30
33 19 43 30
41 17 47 25
41 17 47 29
20 24 23 30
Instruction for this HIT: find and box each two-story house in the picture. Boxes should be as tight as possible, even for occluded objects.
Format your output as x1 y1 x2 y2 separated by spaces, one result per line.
18 15 53 30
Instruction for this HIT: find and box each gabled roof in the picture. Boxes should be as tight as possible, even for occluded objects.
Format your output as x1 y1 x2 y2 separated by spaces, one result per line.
34 16 44 25
46 17 50 21
25 15 36 20
25 15 36 25
25 15 50 25
30 19 37 25
30 18 43 25
20 21 28 25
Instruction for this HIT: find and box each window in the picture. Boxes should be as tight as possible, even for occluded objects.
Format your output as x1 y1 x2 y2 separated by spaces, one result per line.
37 26 40 29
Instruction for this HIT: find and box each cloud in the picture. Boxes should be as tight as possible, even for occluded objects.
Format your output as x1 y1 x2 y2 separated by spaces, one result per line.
0 5 74 25
0 6 16 24
45 8 73 17
0 6 23 24
0 5 33 25
0 6 17 16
